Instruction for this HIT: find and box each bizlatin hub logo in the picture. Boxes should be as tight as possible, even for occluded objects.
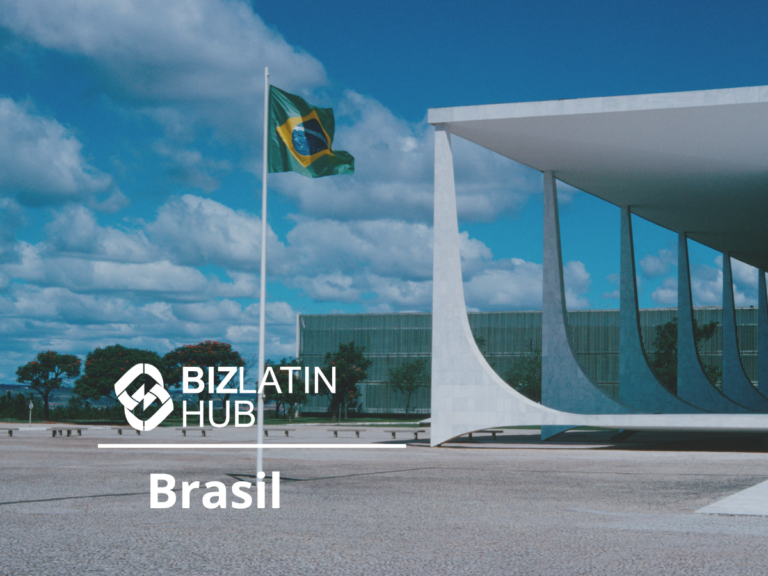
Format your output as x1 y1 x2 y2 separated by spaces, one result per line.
113 363 324 510
114 364 174 432
114 363 335 431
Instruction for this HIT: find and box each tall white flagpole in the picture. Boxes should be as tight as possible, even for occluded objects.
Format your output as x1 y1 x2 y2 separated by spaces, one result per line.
257 67 269 475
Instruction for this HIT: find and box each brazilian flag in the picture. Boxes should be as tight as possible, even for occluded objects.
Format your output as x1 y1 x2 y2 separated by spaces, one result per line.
268 86 354 178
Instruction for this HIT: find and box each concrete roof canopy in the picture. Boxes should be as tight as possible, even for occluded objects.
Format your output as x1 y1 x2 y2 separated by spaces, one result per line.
429 86 768 270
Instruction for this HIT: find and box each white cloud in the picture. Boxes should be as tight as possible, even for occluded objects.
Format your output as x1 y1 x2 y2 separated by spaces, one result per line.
692 266 750 307
0 282 300 376
271 92 433 221
690 255 723 307
650 255 758 308
652 276 677 306
731 258 757 290
563 260 591 309
0 2 606 378
0 198 23 263
453 136 543 222
365 275 432 311
93 260 209 293
0 240 261 301
154 143 232 193
1 2 545 225
727 257 755 307
169 299 242 323
602 273 619 300
0 97 112 205
297 273 361 303
462 259 590 310
6 194 498 311
224 325 295 358
1 285 162 325
0 0 326 143
286 217 493 281
464 261 542 309
639 248 676 278
14 190 594 316
1 242 68 285
272 92 541 223
45 205 154 262
286 218 434 280
226 301 298 357
207 271 259 299
147 194 290 273
262 301 298 326
89 190 130 214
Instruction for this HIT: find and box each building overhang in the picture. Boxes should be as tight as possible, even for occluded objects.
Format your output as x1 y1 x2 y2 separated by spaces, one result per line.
429 86 768 270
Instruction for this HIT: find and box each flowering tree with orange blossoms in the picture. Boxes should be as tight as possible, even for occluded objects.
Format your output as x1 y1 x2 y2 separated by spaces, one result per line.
163 341 244 405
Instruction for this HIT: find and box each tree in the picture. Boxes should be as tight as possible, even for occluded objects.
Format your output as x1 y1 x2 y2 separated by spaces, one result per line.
16 351 81 420
264 358 307 420
504 351 542 403
321 341 372 420
75 345 165 402
649 317 721 394
0 391 37 421
163 341 245 405
389 358 430 415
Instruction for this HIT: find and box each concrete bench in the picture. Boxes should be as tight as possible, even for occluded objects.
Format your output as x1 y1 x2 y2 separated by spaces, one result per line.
384 428 426 440
176 427 213 437
112 427 141 435
0 427 19 437
466 429 504 440
264 428 295 437
328 428 365 438
48 427 88 437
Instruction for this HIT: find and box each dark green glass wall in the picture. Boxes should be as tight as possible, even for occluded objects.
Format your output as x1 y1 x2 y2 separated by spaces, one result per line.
298 308 757 414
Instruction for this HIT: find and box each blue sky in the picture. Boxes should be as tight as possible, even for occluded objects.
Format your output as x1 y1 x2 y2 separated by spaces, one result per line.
1 0 766 381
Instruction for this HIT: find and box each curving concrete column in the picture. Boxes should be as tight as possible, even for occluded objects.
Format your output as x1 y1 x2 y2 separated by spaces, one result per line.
721 254 768 409
430 125 561 446
677 235 750 412
619 207 701 413
759 270 768 397
541 172 632 422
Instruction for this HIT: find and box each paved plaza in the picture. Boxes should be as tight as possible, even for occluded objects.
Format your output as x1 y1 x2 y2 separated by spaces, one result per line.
2 425 768 575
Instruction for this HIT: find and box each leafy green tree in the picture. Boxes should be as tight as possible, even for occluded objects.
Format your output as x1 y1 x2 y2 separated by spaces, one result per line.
321 341 372 420
163 341 245 405
0 391 36 420
75 345 165 402
389 358 430 415
16 351 81 420
649 317 721 394
0 391 10 418
264 358 307 420
504 351 542 403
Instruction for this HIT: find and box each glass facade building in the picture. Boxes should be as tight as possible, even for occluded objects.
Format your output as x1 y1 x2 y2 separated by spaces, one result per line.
297 307 758 414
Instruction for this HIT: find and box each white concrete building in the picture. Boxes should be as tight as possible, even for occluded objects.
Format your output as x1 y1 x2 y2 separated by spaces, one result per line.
429 86 768 446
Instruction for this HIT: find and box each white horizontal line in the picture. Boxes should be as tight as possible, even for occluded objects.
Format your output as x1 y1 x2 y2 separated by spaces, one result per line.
97 443 406 450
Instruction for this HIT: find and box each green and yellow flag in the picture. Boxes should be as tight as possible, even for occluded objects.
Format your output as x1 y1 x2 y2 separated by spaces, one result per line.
268 86 354 178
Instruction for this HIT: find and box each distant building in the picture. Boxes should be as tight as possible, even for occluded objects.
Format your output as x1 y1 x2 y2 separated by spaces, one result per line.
297 307 755 415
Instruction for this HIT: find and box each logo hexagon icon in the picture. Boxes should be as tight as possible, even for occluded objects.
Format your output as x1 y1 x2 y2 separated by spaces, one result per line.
114 364 174 432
